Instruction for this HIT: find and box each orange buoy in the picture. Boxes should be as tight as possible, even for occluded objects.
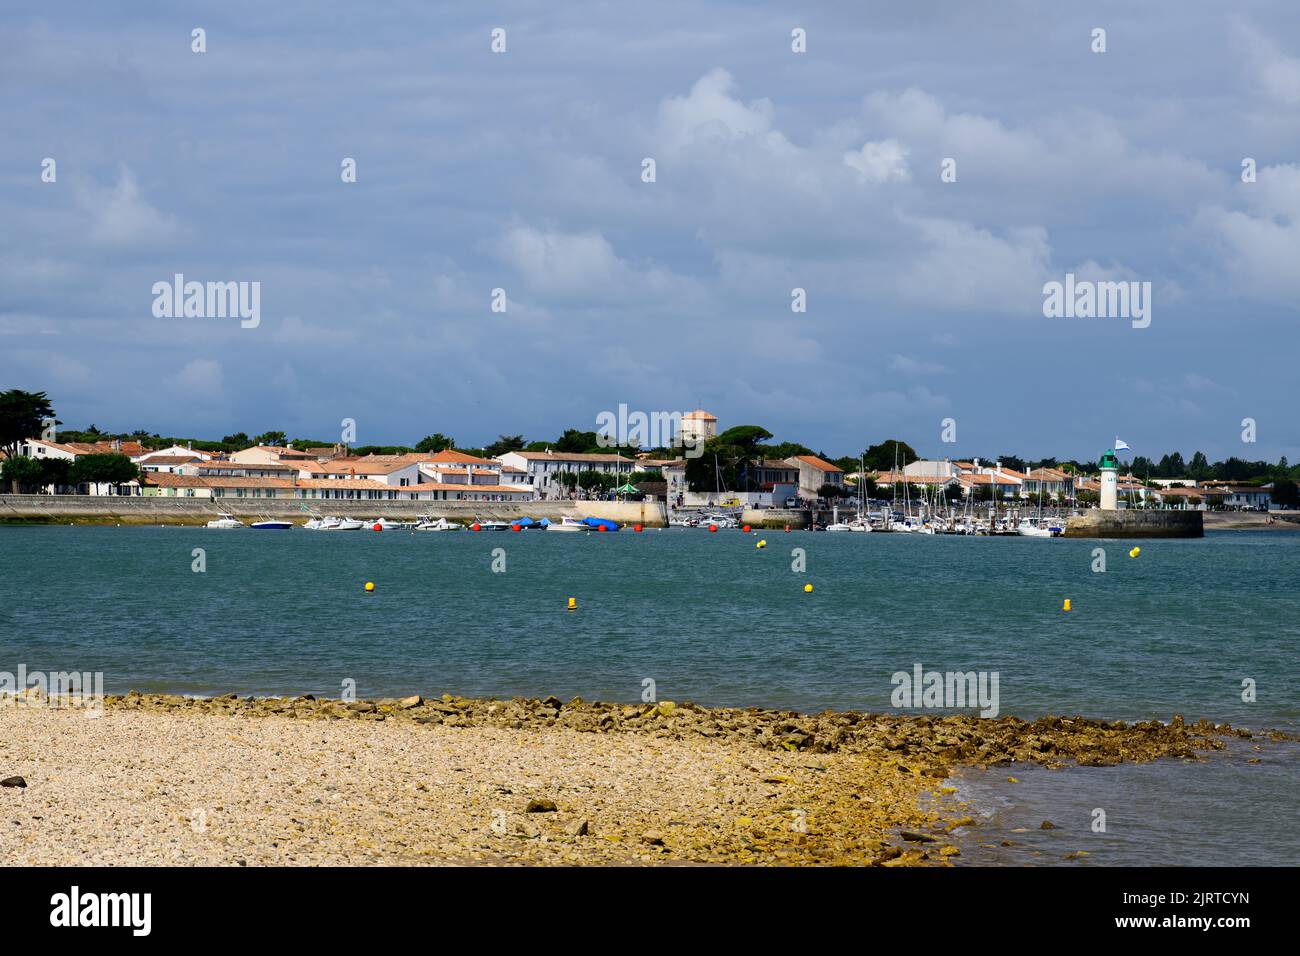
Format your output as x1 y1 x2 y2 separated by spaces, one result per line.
511 523 521 532
708 524 718 533
742 524 751 533
597 524 607 532
470 523 481 531
634 524 643 532
372 523 382 532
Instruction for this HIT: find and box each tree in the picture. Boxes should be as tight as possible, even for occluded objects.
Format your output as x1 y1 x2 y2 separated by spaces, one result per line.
554 429 600 454
0 456 44 493
0 389 57 477
68 454 139 494
862 439 917 473
1188 451 1211 481
483 434 525 457
415 433 456 453
39 457 71 492
253 431 286 447
1272 478 1298 507
222 432 250 448
818 482 848 499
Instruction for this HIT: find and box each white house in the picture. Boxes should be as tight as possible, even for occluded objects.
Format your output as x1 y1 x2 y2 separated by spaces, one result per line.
785 455 845 499
496 451 634 499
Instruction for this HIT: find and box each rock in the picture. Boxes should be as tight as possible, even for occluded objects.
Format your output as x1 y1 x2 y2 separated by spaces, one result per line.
525 798 557 813
939 845 961 857
900 831 935 843
1040 820 1057 830
541 696 563 710
398 695 422 709
567 819 589 837
657 701 677 716
346 701 376 714
641 831 665 846
1 776 26 789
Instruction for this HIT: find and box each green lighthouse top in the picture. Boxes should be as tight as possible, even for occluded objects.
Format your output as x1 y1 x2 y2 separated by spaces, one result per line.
1098 449 1119 470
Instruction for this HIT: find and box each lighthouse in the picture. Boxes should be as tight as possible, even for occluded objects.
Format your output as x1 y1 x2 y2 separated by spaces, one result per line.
1099 448 1119 511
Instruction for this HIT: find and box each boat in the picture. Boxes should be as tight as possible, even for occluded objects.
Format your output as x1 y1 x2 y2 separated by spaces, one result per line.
473 517 512 531
205 513 243 529
370 517 418 531
582 517 620 532
546 516 588 532
250 518 292 530
1017 518 1053 537
304 516 342 531
415 516 462 531
331 517 365 531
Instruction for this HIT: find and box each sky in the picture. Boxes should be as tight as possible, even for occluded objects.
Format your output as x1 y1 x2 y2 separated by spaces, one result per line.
2 1 1299 463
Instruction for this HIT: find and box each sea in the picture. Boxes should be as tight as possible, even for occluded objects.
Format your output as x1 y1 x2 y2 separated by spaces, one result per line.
2 523 1296 865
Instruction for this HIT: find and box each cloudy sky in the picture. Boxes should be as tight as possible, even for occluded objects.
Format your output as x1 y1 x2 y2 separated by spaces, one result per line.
3 1 1299 462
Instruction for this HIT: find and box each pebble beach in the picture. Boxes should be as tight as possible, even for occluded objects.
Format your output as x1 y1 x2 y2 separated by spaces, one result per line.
0 692 1261 867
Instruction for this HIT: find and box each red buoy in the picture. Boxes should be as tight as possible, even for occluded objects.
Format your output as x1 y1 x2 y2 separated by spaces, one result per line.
742 524 752 533
372 523 382 532
470 523 481 531
511 523 521 532
597 524 607 532
634 524 643 532
708 524 718 532
784 524 791 532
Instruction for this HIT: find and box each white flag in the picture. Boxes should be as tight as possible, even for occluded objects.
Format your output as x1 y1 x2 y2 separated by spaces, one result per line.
1114 438 1130 452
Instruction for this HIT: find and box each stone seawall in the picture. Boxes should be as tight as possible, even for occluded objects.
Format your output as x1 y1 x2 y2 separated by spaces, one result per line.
1062 510 1203 538
741 508 811 529
0 495 668 527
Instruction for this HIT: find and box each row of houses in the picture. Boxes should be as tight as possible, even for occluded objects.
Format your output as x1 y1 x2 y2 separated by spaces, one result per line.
859 458 1274 510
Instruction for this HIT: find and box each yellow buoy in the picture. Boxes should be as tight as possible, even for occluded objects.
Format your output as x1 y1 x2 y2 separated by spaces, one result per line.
1062 598 1071 611
567 597 577 611
1129 547 1140 558
756 539 767 549
364 581 375 593
804 583 813 593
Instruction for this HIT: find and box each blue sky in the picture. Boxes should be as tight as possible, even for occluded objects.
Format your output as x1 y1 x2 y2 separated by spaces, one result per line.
3 1 1299 462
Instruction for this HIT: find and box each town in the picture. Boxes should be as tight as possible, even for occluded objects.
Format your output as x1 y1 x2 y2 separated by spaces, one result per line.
1 391 1292 521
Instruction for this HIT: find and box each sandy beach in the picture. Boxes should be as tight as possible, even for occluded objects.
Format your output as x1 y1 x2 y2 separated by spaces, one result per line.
0 692 1259 867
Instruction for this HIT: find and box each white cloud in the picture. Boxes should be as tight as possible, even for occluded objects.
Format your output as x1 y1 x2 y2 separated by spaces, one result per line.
843 139 911 183
655 67 776 155
76 167 180 247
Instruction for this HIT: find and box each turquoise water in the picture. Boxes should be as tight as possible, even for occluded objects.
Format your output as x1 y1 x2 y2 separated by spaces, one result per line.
2 525 1295 730
2 525 1296 866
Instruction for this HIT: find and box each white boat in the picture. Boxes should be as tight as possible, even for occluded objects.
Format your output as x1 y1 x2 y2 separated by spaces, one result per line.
1017 519 1053 537
415 516 462 531
250 519 292 530
305 516 343 530
546 516 588 532
371 517 418 531
205 513 243 529
700 513 737 528
332 517 365 531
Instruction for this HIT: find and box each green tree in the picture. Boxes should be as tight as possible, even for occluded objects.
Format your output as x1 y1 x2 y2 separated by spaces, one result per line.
0 389 57 471
222 432 250 448
483 434 525 457
1187 451 1211 481
554 429 600 454
862 439 917 473
1 455 44 493
415 433 456 453
818 482 848 499
1271 478 1298 507
68 454 140 494
39 457 71 491
253 431 286 447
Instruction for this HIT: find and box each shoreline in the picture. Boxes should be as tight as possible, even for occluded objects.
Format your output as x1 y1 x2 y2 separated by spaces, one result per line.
2 691 1275 867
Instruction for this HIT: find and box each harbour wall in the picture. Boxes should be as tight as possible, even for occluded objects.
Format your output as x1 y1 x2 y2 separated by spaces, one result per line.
742 508 812 529
1062 510 1203 538
0 495 669 528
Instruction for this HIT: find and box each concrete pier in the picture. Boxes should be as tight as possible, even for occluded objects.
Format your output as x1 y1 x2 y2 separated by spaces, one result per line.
1062 510 1203 538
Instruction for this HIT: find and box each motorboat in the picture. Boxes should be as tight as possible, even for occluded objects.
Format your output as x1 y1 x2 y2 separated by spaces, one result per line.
205 513 243 529
370 517 418 531
304 516 342 531
1017 518 1053 538
332 517 365 531
415 516 462 531
250 518 292 530
546 515 588 532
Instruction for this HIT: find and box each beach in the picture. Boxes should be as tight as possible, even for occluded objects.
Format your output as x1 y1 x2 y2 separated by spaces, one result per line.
0 692 1253 867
